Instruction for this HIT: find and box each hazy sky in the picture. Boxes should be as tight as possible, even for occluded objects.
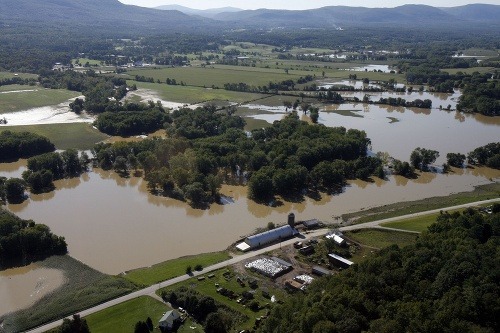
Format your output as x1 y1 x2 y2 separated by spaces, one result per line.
119 0 499 10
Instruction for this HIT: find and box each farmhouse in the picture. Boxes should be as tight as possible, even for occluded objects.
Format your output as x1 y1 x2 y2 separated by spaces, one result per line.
159 309 181 330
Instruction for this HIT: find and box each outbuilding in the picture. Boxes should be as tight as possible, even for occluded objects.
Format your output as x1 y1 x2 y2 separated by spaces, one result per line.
311 266 332 276
236 225 297 251
328 253 354 269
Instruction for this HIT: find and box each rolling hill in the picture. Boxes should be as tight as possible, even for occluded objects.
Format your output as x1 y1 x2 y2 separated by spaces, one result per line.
155 5 242 18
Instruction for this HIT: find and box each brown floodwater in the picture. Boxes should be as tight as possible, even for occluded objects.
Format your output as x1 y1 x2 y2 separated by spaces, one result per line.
0 264 65 316
1 163 498 275
249 95 500 164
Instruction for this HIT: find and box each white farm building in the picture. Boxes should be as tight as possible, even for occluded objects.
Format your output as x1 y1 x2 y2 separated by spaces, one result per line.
236 225 298 252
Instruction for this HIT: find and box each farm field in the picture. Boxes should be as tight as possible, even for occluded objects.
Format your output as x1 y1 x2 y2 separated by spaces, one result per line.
130 81 267 105
381 214 438 232
85 296 168 333
2 123 108 150
345 229 419 249
125 66 303 88
0 86 80 113
0 72 38 80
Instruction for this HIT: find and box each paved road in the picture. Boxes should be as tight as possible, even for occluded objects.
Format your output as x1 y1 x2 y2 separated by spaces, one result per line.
24 198 499 333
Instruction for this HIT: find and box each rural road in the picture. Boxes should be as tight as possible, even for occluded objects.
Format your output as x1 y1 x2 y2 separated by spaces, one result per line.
24 198 499 333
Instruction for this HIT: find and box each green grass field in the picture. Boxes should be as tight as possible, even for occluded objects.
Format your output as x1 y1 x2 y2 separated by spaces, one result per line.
345 229 418 249
0 72 38 80
1 123 108 150
130 81 267 104
381 214 438 232
126 66 302 88
123 251 231 287
85 296 168 333
0 86 80 113
1 255 137 333
442 67 495 75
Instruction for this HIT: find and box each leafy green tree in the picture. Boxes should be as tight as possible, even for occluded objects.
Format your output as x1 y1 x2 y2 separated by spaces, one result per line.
146 317 153 331
5 178 26 203
113 156 129 174
248 171 273 202
410 147 439 171
134 321 149 333
446 152 466 168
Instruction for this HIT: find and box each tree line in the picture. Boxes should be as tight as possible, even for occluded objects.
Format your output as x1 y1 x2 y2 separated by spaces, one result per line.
0 131 55 162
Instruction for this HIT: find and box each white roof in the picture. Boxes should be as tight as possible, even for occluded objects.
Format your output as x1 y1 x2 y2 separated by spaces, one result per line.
328 253 353 266
246 225 296 248
236 242 251 252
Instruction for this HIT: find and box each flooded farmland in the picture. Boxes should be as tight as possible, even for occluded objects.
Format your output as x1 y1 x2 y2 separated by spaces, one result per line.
0 264 65 317
1 162 499 275
1 86 499 276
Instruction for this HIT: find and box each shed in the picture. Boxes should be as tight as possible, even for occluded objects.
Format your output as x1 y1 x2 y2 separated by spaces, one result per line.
302 219 320 229
244 225 297 250
312 266 332 276
326 233 346 246
328 254 354 269
159 309 181 330
270 256 293 268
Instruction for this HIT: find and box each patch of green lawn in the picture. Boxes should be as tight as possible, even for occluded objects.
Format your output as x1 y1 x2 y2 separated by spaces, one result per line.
2 123 108 150
130 81 266 104
381 214 438 232
126 66 301 88
86 296 168 333
0 86 80 113
124 252 231 287
345 229 418 249
0 72 38 80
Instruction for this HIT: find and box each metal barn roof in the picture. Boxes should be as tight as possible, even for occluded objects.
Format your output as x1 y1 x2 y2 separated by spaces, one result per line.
245 225 296 248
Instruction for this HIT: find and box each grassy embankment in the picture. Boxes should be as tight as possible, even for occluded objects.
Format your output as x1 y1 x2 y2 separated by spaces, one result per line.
1 123 108 150
0 86 80 113
0 255 136 333
123 251 231 287
341 182 500 224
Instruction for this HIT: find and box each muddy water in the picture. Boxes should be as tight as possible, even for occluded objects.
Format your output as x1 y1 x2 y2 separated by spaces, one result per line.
341 90 461 109
0 264 65 316
1 162 499 275
0 160 27 178
246 95 500 164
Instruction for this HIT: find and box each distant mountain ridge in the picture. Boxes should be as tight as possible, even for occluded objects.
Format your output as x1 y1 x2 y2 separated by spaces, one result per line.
211 4 500 28
0 1 498 32
0 0 213 32
155 5 242 18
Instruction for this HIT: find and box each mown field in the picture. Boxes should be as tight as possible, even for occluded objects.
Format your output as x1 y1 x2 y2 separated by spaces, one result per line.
0 86 80 113
0 255 137 333
85 296 168 333
123 251 231 287
345 229 419 249
130 81 267 105
125 66 304 88
2 123 108 150
0 72 38 80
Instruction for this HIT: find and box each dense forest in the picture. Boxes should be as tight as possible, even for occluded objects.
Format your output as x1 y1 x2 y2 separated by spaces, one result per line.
0 209 67 269
259 208 500 333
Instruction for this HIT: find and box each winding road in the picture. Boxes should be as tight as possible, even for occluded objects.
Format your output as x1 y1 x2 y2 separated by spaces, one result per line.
24 198 499 333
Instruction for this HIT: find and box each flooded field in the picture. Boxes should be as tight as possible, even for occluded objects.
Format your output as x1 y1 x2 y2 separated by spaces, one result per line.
0 96 93 126
0 264 65 317
244 89 498 164
344 64 394 73
1 163 499 275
